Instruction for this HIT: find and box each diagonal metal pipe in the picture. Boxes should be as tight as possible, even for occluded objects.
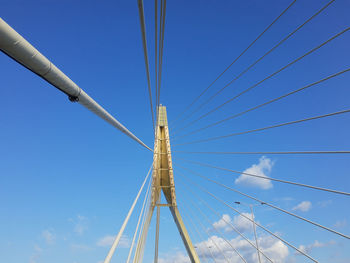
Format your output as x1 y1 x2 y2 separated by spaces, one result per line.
0 18 151 151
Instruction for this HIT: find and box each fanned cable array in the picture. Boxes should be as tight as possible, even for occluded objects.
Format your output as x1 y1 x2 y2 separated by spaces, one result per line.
137 0 167 131
166 1 349 262
2 0 349 262
156 0 167 122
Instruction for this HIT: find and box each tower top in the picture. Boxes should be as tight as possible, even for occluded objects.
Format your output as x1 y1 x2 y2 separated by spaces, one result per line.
158 105 168 127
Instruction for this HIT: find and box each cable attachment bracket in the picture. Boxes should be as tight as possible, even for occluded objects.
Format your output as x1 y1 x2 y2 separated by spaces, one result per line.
68 95 79 102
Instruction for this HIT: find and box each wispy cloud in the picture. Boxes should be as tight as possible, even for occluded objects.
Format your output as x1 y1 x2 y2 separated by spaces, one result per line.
212 213 255 233
274 197 294 202
159 251 192 263
292 201 312 212
69 215 88 235
29 244 42 263
317 200 333 208
296 240 335 255
159 234 289 263
70 243 92 252
42 229 55 245
212 214 233 232
235 156 274 190
96 234 130 248
334 219 347 229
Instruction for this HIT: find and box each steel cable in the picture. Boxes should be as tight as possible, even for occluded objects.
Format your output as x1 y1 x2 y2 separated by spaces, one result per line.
137 0 156 131
173 150 350 155
155 0 158 123
184 203 230 263
173 67 350 140
157 0 166 110
175 159 350 196
176 165 350 240
178 178 274 263
187 197 249 263
178 172 320 262
172 0 335 133
170 0 297 127
126 176 152 263
182 209 218 263
173 109 350 147
173 23 348 136
104 164 152 263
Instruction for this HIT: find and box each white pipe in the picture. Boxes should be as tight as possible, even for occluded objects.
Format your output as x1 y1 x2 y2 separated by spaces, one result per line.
103 164 152 263
126 176 151 263
0 18 151 151
132 184 152 263
133 206 154 263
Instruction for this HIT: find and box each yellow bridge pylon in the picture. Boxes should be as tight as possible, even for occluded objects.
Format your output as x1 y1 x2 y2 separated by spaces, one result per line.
133 105 200 263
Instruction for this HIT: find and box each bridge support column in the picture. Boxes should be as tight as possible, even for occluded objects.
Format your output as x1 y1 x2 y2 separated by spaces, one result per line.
133 105 200 263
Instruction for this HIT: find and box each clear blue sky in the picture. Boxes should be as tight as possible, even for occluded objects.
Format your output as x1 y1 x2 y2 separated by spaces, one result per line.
1 0 349 263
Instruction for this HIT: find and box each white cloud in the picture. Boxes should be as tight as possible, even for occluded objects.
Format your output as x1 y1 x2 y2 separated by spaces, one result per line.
317 200 332 208
213 214 233 232
232 213 254 233
292 201 312 212
97 235 114 247
334 219 347 228
235 156 274 190
29 245 42 263
159 251 191 263
42 229 55 245
296 240 335 255
261 237 289 263
96 234 130 248
70 243 92 251
212 213 255 233
69 215 88 235
274 197 294 202
159 234 289 263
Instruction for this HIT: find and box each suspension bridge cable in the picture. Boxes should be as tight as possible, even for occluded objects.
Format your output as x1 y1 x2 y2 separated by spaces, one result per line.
126 176 152 263
157 0 166 109
154 0 166 124
137 0 156 131
132 182 152 263
179 207 210 263
180 216 210 263
169 0 297 126
173 150 350 155
184 203 230 263
176 165 350 240
157 0 162 108
182 209 218 263
154 205 160 263
135 206 154 263
187 174 318 263
157 0 162 112
178 172 320 263
175 160 350 196
103 164 152 263
173 108 350 146
173 67 350 140
173 24 349 135
172 0 335 133
0 18 152 151
187 196 248 263
177 178 274 263
155 0 158 119
133 176 152 263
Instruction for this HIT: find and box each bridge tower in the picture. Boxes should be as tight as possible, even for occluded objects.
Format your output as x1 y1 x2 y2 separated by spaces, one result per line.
133 105 200 263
